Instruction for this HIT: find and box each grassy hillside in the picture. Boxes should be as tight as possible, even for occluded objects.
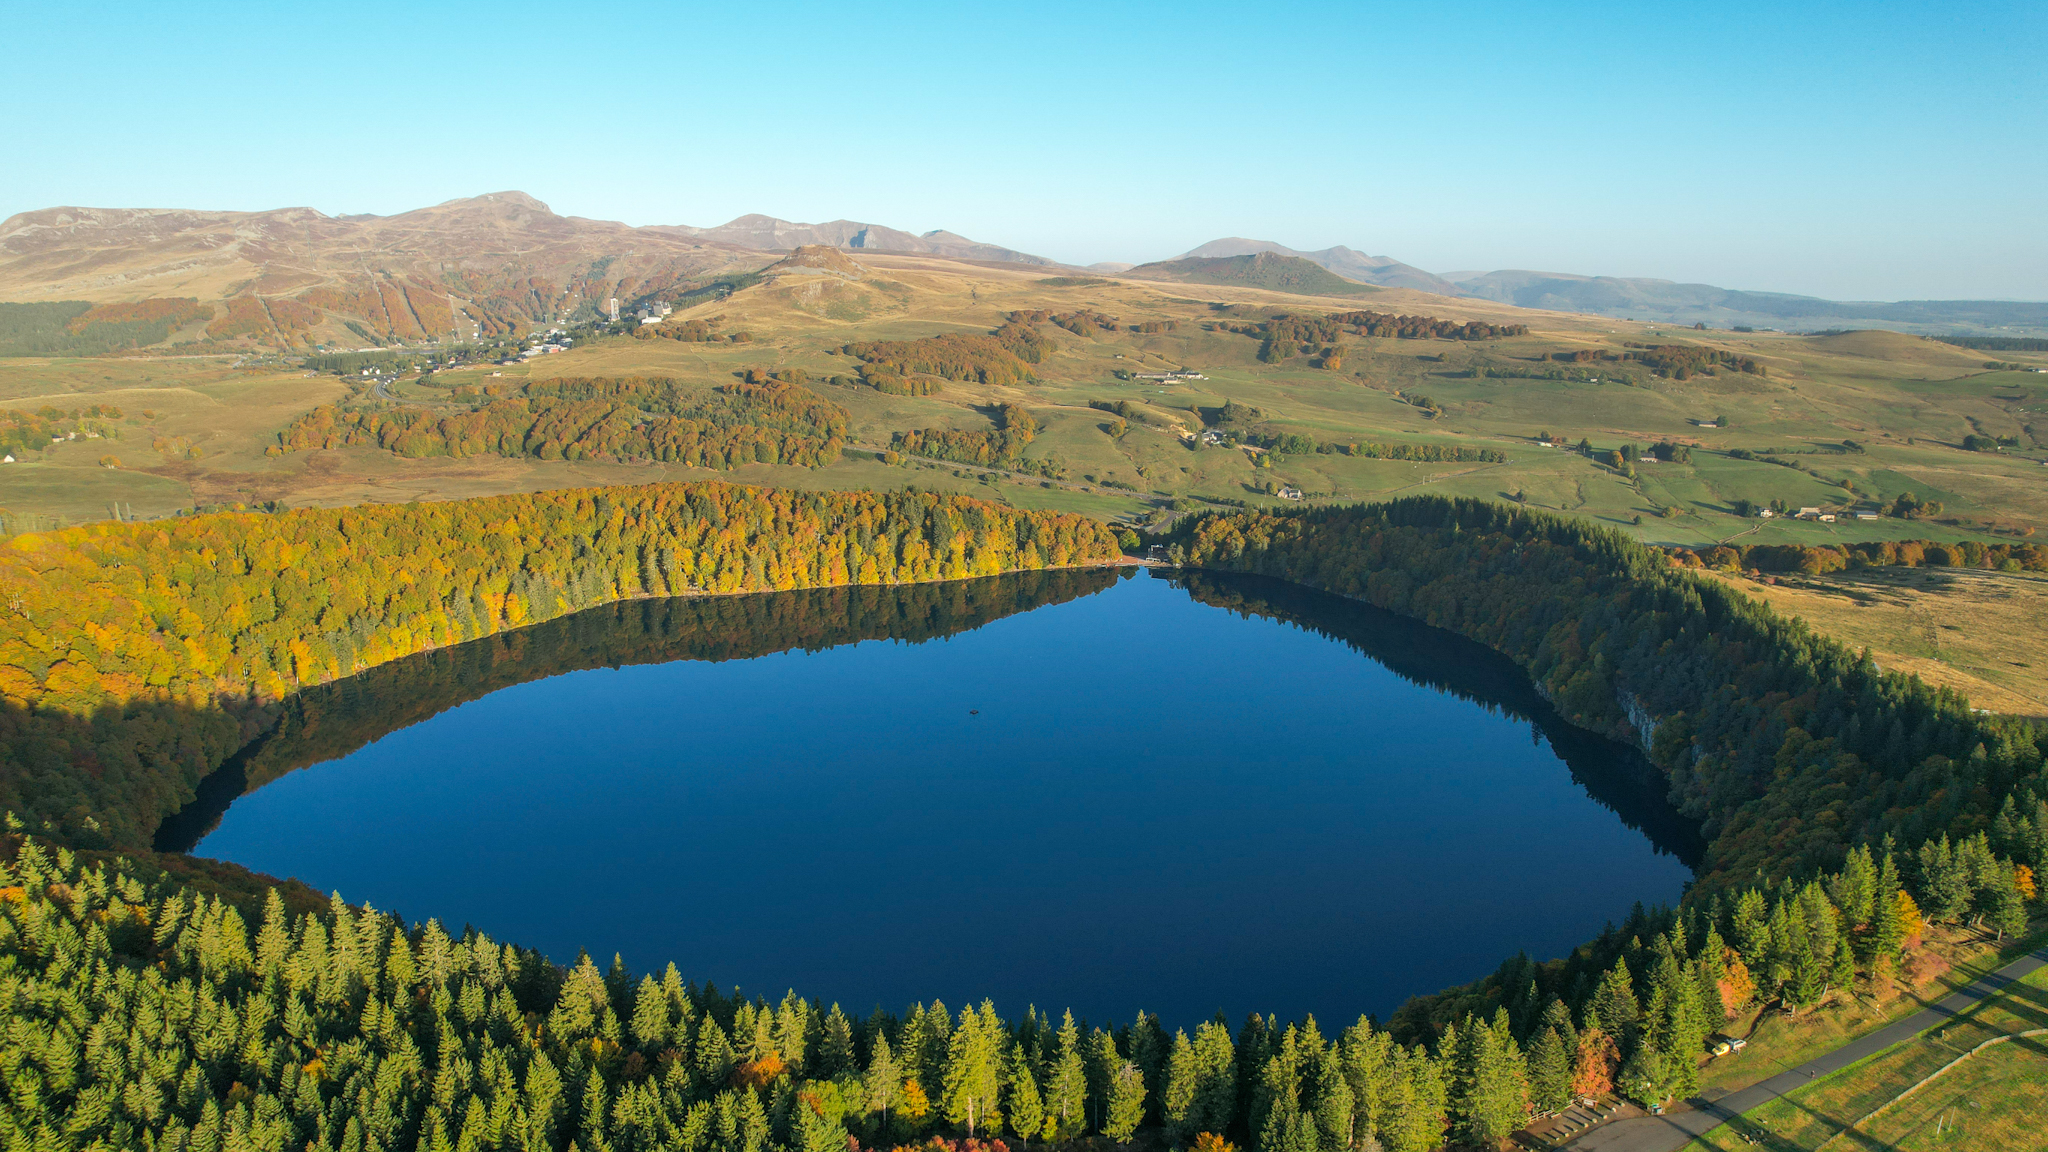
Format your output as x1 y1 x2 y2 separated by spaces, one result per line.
7 254 2047 542
1128 251 1382 296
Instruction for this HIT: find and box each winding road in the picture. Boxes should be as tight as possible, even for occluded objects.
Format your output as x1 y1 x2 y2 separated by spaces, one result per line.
1563 943 2048 1151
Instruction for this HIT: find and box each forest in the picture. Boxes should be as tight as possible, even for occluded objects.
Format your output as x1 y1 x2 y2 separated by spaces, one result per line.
0 482 1120 850
0 299 212 356
276 379 847 469
889 407 1058 477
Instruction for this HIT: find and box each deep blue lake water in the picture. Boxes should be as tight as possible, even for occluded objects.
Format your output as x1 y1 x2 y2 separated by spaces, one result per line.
182 569 1694 1028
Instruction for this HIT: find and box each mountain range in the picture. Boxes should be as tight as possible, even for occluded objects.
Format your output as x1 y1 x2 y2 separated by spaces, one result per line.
1157 239 2048 334
2 191 2042 341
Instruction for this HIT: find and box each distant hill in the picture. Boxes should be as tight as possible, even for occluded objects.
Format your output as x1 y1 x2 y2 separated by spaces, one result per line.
1127 252 1381 297
1447 269 2048 333
1176 238 1459 295
1168 237 2048 335
663 214 1057 266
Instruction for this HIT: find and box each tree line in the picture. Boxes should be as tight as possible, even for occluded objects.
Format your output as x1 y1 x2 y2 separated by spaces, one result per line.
1229 431 1504 464
276 378 848 469
0 483 1121 849
1668 538 2048 576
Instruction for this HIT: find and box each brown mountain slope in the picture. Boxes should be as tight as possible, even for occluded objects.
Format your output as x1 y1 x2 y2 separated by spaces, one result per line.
0 193 760 348
666 214 1058 266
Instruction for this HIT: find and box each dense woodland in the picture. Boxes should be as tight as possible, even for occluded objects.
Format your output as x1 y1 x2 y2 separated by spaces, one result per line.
0 300 213 357
277 379 847 469
0 483 1119 849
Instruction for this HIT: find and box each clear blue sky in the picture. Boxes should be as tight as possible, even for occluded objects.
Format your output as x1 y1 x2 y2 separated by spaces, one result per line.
8 0 2041 300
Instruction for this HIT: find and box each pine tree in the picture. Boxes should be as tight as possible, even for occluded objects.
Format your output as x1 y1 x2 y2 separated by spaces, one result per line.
1618 1041 1666 1108
1006 1047 1046 1144
816 1005 855 1081
1584 959 1638 1042
1044 1012 1089 1140
1918 836 1971 923
1304 1040 1354 1152
942 1002 1001 1137
1164 1030 1201 1145
1527 1028 1571 1115
1729 889 1771 968
1105 1061 1147 1142
697 1019 737 1093
1130 1012 1167 1125
1378 1046 1446 1152
1337 1017 1391 1148
1986 864 2029 940
1870 852 1907 959
1192 1018 1239 1137
1452 1010 1528 1148
1829 845 1878 928
864 1032 901 1129
631 975 671 1050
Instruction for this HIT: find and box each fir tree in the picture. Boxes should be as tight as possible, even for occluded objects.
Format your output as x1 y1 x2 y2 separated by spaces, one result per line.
1527 1028 1571 1115
942 1002 1002 1137
1044 1012 1089 1140
1006 1047 1046 1144
1105 1060 1147 1142
864 1032 901 1129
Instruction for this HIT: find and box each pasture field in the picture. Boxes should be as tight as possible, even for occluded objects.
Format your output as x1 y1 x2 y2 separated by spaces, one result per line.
3 253 2046 550
1705 567 2048 717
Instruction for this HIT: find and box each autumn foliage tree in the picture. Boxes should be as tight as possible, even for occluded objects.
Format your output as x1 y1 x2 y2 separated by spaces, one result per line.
0 482 1118 847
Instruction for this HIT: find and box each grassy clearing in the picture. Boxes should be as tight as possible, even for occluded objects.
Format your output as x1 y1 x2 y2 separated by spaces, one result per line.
1680 928 2048 1152
1702 568 2048 717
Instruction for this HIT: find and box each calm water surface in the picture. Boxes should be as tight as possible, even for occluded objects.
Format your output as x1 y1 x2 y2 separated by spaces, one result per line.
189 570 1694 1026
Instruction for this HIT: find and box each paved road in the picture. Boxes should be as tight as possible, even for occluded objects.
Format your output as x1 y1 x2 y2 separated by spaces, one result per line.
1564 943 2048 1151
